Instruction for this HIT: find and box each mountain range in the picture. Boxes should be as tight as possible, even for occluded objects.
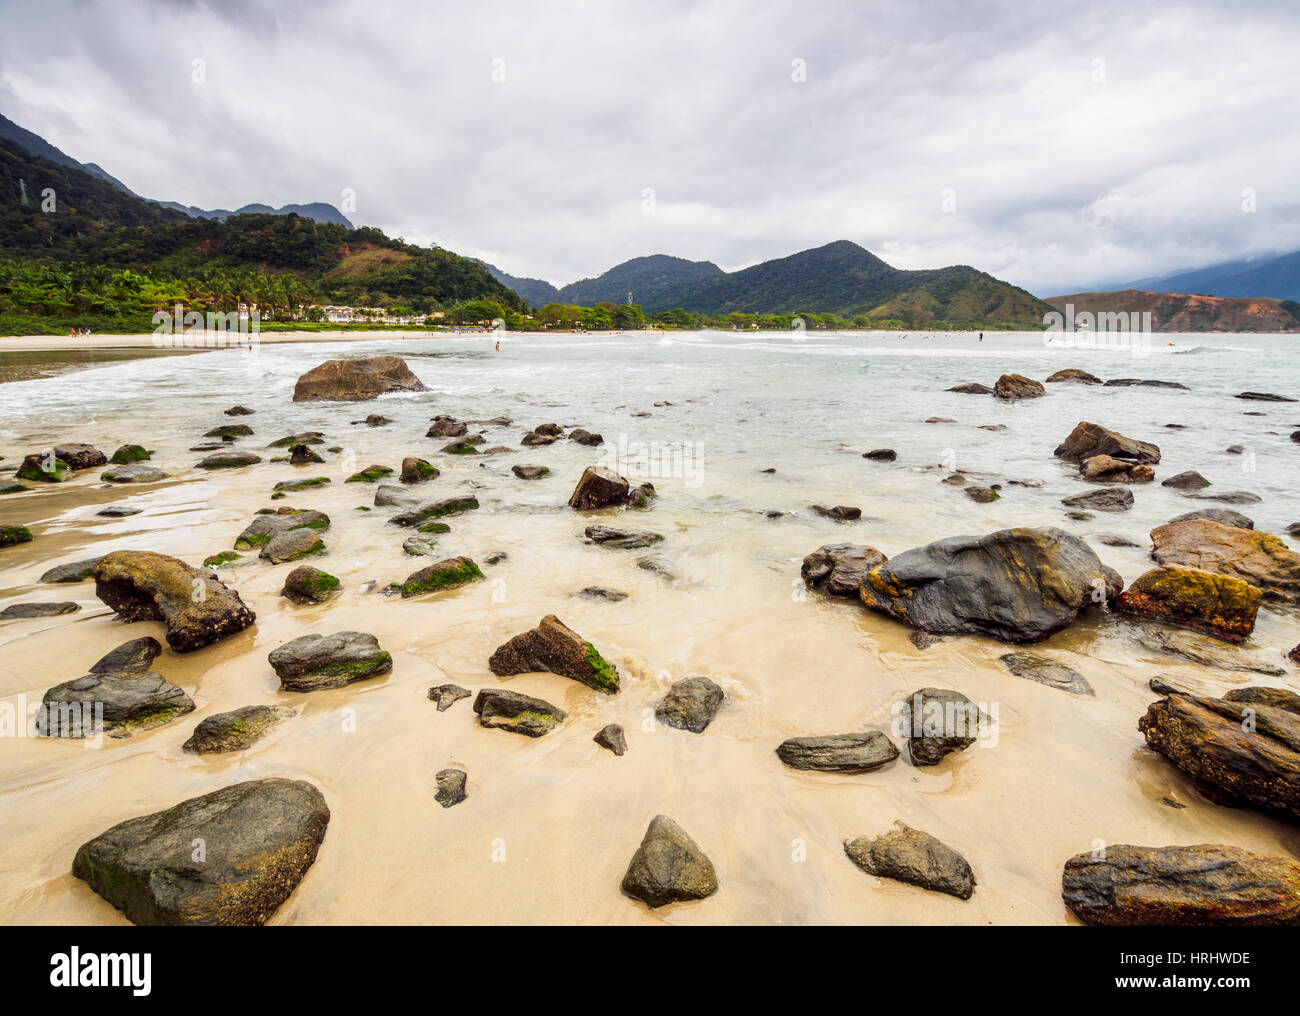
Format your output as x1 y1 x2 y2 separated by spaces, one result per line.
0 112 352 228
1046 289 1300 333
486 243 1051 324
1120 249 1300 303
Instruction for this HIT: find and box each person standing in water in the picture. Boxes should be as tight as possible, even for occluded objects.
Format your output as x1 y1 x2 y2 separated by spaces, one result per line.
978 332 983 341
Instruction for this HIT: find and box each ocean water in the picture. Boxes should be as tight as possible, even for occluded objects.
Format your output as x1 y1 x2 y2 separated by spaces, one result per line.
0 329 1296 925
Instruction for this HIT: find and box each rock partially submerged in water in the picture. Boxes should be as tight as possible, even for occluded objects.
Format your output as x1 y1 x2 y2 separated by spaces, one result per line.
594 723 627 755
1054 421 1160 465
391 496 479 527
655 676 723 733
0 601 79 619
90 636 162 674
101 463 168 484
568 466 629 509
292 355 427 402
16 452 69 482
234 509 330 549
259 527 326 563
1151 518 1300 601
93 551 255 652
1062 844 1300 926
1046 368 1102 384
860 527 1119 643
1079 454 1154 483
801 543 888 597
53 443 108 470
289 442 324 465
1167 507 1253 529
844 823 975 900
775 731 898 773
811 504 863 520
1000 652 1094 696
72 778 330 925
568 428 604 446
41 556 107 583
897 687 987 764
38 667 194 739
993 373 1044 399
584 524 663 549
512 464 550 479
1139 687 1300 819
473 688 567 736
947 382 993 395
281 565 341 604
1061 487 1134 512
488 614 620 692
621 815 718 908
398 556 484 597
1236 391 1296 402
196 450 262 469
1116 566 1261 643
269 631 392 691
1134 625 1284 676
109 444 151 464
182 704 295 753
1162 470 1210 491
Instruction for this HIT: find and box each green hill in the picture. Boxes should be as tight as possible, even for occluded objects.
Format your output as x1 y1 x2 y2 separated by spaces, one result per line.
557 254 723 308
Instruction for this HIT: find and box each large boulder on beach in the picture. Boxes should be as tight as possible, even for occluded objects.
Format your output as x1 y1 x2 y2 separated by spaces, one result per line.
92 551 255 652
859 527 1120 643
801 544 888 596
269 631 392 691
72 778 329 925
993 373 1045 399
1150 518 1300 602
1115 566 1262 644
1062 844 1300 926
620 815 718 908
1138 687 1300 819
1054 421 1160 464
292 355 427 402
568 466 630 510
488 614 620 692
844 823 975 900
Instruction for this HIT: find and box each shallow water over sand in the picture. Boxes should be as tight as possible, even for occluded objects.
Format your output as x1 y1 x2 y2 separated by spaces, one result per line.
0 330 1297 924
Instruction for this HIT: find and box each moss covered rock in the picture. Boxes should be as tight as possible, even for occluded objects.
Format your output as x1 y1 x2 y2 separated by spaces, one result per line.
488 614 620 693
400 457 439 483
1117 565 1262 643
269 630 392 691
16 453 69 482
345 464 394 483
0 525 33 548
182 704 296 754
109 444 152 464
391 496 478 527
472 688 566 737
399 556 483 597
281 565 341 604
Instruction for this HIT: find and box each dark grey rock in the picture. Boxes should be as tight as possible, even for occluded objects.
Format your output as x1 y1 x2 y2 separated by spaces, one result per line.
775 731 898 772
656 676 723 733
844 823 975 899
620 815 718 908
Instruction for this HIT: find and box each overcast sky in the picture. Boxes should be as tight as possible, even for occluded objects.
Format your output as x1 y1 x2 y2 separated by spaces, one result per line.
1 0 1298 295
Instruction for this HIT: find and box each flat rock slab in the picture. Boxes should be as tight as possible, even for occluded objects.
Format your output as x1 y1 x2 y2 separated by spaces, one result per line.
391 496 479 527
93 551 255 652
473 688 566 737
801 543 888 597
0 601 80 619
845 823 975 900
183 704 296 753
1151 518 1300 602
1167 508 1253 529
512 465 550 479
489 614 620 692
776 731 898 773
269 631 392 692
1061 487 1134 512
1000 652 1094 696
72 778 329 925
196 451 262 469
584 525 663 549
427 683 471 711
435 769 467 808
38 670 194 739
621 815 718 908
656 676 723 733
860 527 1119 644
1139 687 1300 819
1062 844 1300 925
40 556 106 583
101 464 168 483
97 505 143 517
578 586 628 602
1132 625 1284 676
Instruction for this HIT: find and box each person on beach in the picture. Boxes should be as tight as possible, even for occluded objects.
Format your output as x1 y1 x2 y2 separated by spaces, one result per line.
495 340 500 352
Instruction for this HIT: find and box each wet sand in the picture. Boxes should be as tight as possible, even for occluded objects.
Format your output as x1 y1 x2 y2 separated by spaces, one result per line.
0 332 1297 926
